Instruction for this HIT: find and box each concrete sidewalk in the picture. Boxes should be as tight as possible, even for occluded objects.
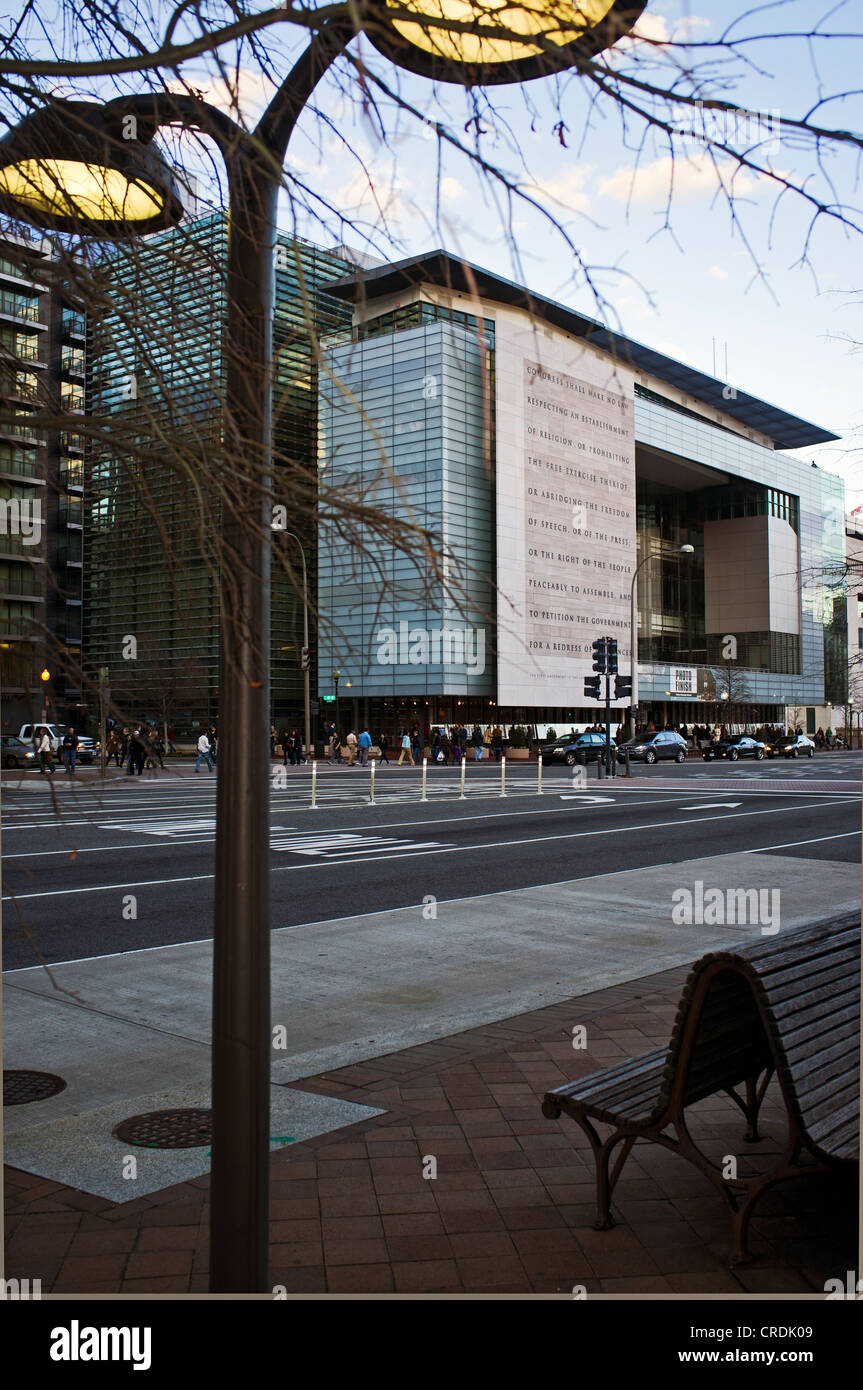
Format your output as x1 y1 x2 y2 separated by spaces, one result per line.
3 850 858 1202
4 954 857 1295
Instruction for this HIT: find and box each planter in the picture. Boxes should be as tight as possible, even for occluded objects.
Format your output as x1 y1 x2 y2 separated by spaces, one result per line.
505 748 530 760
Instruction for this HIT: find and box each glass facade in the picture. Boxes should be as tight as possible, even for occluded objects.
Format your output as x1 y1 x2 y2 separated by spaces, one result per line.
86 213 353 731
318 319 495 723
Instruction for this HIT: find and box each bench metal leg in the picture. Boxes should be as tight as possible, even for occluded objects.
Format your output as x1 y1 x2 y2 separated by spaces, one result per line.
568 1116 637 1229
721 1066 774 1143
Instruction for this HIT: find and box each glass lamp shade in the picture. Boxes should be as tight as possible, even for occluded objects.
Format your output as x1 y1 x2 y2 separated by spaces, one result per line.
0 100 183 236
364 0 646 85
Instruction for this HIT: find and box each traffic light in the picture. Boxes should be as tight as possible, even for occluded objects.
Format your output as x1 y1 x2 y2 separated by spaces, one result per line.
606 640 619 675
300 646 311 670
583 675 601 700
591 637 607 673
615 674 632 700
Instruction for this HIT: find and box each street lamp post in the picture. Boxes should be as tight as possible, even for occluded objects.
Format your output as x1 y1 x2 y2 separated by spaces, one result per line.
279 530 311 757
332 668 340 733
629 543 694 735
0 1 645 1294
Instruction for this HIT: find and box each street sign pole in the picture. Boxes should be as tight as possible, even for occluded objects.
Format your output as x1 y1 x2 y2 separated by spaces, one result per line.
604 670 613 776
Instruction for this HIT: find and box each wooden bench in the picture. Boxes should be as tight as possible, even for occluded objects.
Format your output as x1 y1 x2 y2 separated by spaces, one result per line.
542 914 860 1264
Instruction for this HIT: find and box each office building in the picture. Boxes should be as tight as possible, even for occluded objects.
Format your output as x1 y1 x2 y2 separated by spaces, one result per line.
86 212 354 733
317 252 846 739
0 230 86 730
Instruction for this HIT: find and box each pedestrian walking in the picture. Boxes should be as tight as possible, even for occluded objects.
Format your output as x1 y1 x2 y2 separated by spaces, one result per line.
209 727 218 763
127 727 146 776
472 725 483 761
378 732 389 764
62 728 78 774
492 726 503 762
345 730 358 766
150 728 165 769
38 728 54 775
270 725 277 758
358 728 372 766
397 731 414 766
195 731 214 773
329 729 342 764
168 724 177 755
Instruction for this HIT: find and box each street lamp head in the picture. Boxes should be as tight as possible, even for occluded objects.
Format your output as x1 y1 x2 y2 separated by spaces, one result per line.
363 0 645 86
679 544 695 555
0 100 184 236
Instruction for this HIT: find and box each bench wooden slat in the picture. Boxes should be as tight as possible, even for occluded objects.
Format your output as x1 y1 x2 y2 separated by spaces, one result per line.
542 913 860 1262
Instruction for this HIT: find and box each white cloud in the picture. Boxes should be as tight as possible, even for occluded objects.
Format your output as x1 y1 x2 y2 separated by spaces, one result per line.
166 69 276 127
522 163 596 215
709 265 730 279
439 176 464 202
599 154 758 204
618 11 710 50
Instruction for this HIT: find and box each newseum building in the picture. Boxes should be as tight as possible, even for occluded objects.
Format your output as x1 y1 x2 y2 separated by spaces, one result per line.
317 252 846 740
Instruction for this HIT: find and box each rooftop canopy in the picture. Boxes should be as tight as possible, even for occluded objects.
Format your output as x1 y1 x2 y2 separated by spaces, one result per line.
324 249 837 451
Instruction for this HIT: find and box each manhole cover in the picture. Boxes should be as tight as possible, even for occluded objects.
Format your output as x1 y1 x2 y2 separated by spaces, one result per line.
113 1108 212 1149
3 1070 67 1106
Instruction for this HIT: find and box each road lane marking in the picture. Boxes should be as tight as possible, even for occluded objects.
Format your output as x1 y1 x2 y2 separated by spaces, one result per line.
7 829 859 973
6 800 858 900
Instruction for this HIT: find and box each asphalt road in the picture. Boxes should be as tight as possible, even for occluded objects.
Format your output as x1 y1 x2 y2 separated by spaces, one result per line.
2 755 859 970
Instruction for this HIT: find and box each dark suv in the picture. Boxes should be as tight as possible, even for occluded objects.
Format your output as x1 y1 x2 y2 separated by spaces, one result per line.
540 732 610 766
616 731 688 765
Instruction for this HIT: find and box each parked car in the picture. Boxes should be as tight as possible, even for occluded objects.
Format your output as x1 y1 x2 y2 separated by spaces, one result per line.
616 731 688 765
702 735 766 762
540 732 610 766
1 735 39 769
767 733 815 759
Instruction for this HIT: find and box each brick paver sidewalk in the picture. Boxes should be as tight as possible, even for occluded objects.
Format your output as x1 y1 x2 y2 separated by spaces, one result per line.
4 965 857 1294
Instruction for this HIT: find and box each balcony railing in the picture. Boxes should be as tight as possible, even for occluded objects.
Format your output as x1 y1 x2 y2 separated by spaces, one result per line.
59 499 84 526
0 454 41 480
59 463 85 489
61 310 86 337
0 420 41 443
0 572 41 598
0 615 37 637
0 337 43 363
0 294 40 323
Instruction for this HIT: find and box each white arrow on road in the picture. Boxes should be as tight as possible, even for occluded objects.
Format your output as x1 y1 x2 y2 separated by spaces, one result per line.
677 802 743 810
559 795 616 803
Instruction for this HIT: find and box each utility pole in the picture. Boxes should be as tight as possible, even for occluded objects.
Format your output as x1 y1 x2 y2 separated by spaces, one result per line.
98 666 109 778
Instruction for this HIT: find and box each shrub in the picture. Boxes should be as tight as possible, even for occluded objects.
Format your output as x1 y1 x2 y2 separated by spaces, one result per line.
508 725 528 748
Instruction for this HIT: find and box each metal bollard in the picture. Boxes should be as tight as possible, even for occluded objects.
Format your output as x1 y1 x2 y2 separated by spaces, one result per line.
625 749 631 778
500 755 507 797
459 756 466 800
369 758 376 805
311 757 318 809
598 757 604 780
421 757 428 802
537 751 543 795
